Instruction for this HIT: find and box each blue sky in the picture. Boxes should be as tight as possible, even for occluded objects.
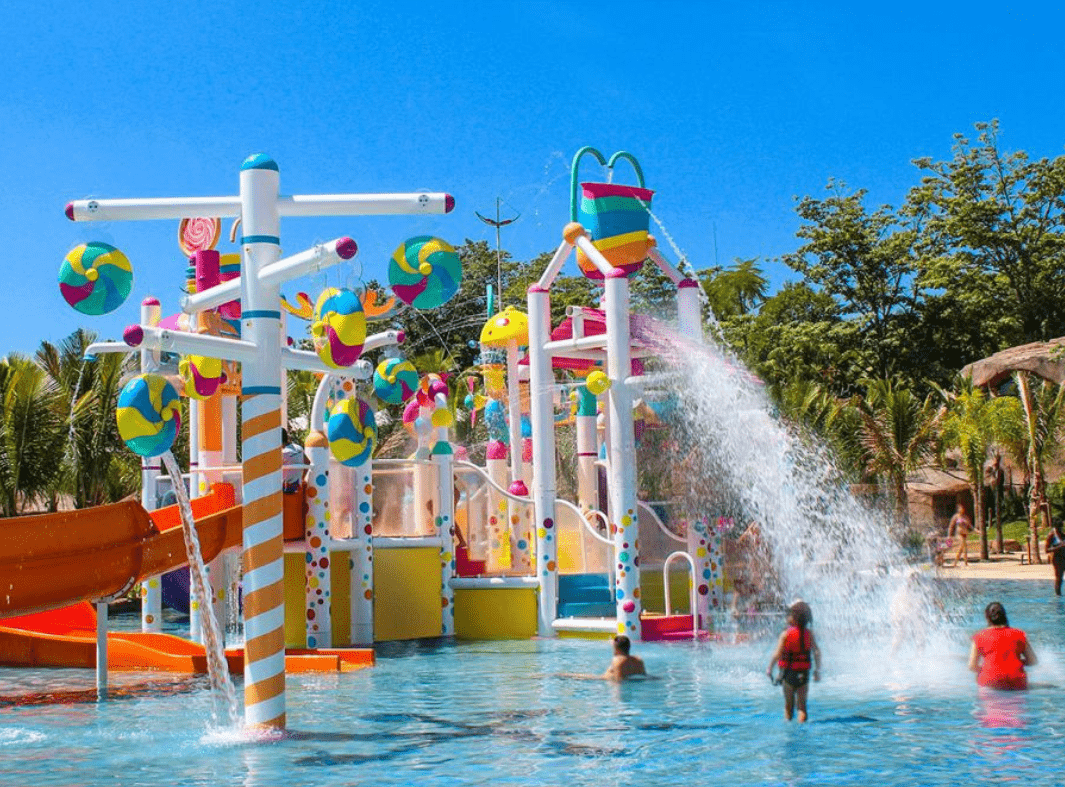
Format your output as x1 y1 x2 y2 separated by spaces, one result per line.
1 1 1063 355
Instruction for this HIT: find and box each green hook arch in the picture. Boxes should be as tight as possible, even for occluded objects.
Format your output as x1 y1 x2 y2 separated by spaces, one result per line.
606 151 645 189
570 146 607 222
570 147 647 222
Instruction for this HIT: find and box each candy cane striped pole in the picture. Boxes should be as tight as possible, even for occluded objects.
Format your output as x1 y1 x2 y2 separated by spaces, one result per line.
238 155 286 729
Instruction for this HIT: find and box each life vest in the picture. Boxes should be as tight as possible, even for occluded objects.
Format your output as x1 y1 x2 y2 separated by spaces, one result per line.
778 625 812 670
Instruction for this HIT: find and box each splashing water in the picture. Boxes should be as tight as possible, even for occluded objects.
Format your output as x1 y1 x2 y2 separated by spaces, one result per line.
160 451 242 726
641 322 948 644
63 360 88 477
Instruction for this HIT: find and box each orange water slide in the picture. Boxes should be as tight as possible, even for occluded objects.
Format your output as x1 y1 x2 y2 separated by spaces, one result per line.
0 484 242 620
0 484 373 674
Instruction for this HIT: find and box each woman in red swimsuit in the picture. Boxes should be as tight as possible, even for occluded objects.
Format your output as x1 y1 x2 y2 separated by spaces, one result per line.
767 600 821 721
968 602 1037 690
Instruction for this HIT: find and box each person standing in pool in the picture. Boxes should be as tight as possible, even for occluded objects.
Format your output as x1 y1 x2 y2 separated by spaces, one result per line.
969 601 1037 691
767 600 821 722
949 503 972 567
1045 521 1065 596
603 635 646 681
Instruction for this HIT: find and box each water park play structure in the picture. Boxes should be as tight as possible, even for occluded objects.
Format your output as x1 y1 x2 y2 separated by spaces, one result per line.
0 148 735 729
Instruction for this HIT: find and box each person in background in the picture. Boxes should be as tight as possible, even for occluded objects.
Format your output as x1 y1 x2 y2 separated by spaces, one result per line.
949 503 972 568
1045 521 1065 596
603 635 646 681
767 599 821 722
281 429 305 494
969 601 1037 690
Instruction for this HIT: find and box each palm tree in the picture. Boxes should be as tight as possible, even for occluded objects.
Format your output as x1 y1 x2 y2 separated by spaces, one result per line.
702 257 768 319
1011 373 1065 563
853 379 942 531
0 354 66 515
36 330 138 508
938 378 1024 560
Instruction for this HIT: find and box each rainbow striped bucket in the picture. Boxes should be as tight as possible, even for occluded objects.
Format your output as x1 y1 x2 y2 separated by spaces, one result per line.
570 147 653 280
576 182 654 279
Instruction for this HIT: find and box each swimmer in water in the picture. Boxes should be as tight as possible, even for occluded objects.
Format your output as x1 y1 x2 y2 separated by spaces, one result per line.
767 600 821 722
603 635 646 681
969 601 1037 691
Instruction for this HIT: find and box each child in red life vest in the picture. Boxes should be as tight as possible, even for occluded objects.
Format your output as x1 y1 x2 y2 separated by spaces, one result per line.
767 600 821 722
969 601 1037 691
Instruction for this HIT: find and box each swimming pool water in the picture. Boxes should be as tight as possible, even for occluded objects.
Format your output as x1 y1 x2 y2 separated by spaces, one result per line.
3 580 1064 786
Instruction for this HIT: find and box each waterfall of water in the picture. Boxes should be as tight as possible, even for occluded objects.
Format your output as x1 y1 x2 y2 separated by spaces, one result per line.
160 451 242 726
642 323 948 642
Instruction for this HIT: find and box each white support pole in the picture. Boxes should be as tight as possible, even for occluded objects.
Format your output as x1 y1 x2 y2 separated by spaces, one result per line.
604 271 642 641
304 432 332 648
281 348 373 378
238 155 286 730
536 238 575 291
646 247 685 285
188 397 204 643
95 600 108 698
199 393 226 645
124 325 260 364
527 284 558 636
432 441 456 636
677 278 704 342
349 459 374 646
181 237 357 315
65 192 454 223
221 394 240 643
139 298 163 634
688 516 714 632
571 233 616 278
575 386 598 513
278 192 453 217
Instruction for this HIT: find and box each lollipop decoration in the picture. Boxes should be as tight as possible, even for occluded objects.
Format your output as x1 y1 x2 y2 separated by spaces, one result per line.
59 242 133 315
178 217 221 256
312 288 366 368
327 398 376 467
373 358 419 404
178 354 226 400
388 236 462 309
116 374 181 457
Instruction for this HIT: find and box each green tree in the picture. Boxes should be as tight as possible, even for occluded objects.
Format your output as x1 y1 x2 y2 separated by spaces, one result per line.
781 181 923 382
725 282 862 394
702 257 768 319
852 379 942 531
0 355 66 515
939 379 1024 560
908 120 1065 345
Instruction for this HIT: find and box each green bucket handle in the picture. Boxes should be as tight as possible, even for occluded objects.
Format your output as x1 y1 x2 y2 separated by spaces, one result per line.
569 147 647 222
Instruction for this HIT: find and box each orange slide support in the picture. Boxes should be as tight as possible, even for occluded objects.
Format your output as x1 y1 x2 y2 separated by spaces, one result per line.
0 485 373 674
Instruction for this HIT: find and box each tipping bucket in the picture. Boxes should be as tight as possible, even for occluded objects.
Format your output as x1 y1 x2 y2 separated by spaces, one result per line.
570 147 653 280
576 182 654 279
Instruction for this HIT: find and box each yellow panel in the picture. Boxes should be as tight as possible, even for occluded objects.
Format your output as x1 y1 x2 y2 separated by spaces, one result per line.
639 569 693 614
331 550 351 645
557 529 582 574
284 552 307 648
374 547 442 641
284 550 355 648
453 588 538 640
